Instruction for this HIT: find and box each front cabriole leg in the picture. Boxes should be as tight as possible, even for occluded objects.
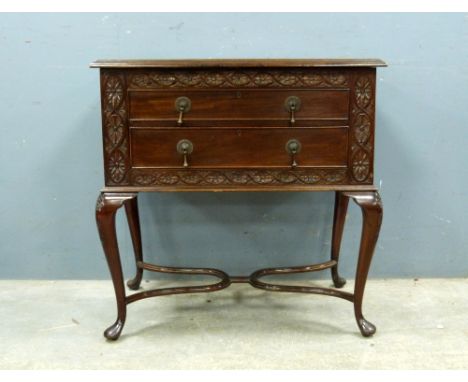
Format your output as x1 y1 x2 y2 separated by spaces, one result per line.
96 192 137 340
345 191 383 337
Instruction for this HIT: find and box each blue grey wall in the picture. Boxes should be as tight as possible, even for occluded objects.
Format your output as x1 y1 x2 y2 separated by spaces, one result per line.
0 13 467 279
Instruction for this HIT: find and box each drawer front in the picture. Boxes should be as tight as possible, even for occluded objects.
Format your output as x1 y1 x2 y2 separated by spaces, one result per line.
129 89 349 123
130 127 348 168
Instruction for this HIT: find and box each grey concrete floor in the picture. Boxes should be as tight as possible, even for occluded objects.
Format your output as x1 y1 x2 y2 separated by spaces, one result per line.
0 278 467 369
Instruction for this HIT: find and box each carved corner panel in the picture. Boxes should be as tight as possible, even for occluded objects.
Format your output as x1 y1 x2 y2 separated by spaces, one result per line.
349 70 375 184
101 71 130 185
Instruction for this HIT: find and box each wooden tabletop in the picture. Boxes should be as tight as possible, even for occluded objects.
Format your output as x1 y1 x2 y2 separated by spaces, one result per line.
90 58 387 69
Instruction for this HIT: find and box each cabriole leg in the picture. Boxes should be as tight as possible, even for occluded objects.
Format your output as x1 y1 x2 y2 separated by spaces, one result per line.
125 196 144 290
95 192 137 340
330 191 350 288
345 191 383 337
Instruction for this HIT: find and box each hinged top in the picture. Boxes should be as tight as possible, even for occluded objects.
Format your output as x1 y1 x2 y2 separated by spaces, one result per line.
90 58 387 69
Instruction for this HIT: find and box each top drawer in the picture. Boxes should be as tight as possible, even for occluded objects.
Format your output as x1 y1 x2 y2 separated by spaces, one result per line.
128 89 349 124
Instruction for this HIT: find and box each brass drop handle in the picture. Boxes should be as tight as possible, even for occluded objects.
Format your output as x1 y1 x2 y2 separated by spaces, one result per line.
284 96 301 125
175 96 192 126
285 139 302 168
176 139 194 167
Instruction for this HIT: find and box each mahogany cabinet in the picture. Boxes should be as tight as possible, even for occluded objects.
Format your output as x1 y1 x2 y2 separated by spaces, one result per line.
91 59 386 340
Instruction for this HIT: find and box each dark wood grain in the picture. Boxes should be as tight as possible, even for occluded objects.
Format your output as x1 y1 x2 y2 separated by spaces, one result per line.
102 184 377 193
95 193 136 340
90 58 387 68
129 89 349 121
124 196 144 291
130 127 348 168
345 191 383 337
330 191 350 288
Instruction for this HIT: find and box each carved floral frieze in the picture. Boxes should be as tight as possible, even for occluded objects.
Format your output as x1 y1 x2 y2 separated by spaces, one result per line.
129 69 349 89
129 168 348 187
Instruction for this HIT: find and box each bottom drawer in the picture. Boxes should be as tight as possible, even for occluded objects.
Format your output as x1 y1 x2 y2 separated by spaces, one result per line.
130 127 348 168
